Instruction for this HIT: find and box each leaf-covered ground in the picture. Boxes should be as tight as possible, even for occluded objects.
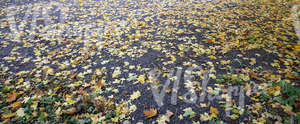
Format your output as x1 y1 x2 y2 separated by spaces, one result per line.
0 0 299 123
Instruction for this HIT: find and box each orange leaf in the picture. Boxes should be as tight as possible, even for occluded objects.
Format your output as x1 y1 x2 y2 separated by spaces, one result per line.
286 72 299 79
6 91 18 103
144 108 158 118
83 96 89 103
249 71 261 81
77 89 87 95
241 51 246 55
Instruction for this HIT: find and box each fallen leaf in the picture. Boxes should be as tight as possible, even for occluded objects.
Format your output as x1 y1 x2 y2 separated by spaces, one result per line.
230 114 240 120
165 110 174 118
16 108 25 117
144 108 158 118
170 55 176 62
255 117 266 123
200 112 211 121
11 101 21 109
210 106 219 118
55 107 62 116
130 91 141 100
1 112 16 120
286 72 299 79
112 67 121 78
66 98 76 105
249 71 261 81
6 91 18 103
65 107 77 115
127 75 137 81
156 115 169 124
137 75 146 84
183 107 196 118
250 58 256 65
178 114 184 120
281 105 293 115
221 60 231 65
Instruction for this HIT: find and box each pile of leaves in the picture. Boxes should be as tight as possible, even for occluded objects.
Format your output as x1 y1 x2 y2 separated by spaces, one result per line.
0 0 299 123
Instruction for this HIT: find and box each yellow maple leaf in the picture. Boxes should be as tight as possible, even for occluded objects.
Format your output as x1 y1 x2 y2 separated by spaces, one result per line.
144 108 158 118
209 55 216 59
171 55 176 62
34 49 41 56
210 106 219 118
11 101 21 109
256 117 266 124
112 68 121 78
293 43 300 52
18 78 24 83
1 112 16 120
200 112 211 121
137 75 146 84
66 98 76 105
282 105 293 115
195 29 201 32
177 29 184 34
130 91 141 100
250 58 256 65
220 60 230 65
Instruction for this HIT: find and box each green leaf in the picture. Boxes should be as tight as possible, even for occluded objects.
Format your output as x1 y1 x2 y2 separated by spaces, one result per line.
127 75 137 81
183 107 196 118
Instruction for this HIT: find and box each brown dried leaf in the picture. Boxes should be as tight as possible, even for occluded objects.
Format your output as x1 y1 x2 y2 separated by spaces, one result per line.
249 71 261 81
65 107 77 115
165 110 174 118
